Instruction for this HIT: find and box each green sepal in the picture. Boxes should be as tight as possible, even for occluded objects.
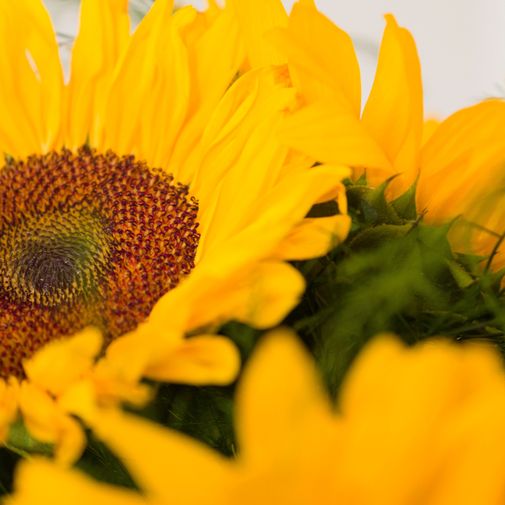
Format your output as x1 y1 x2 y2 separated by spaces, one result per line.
446 259 475 289
347 179 402 226
391 179 418 220
6 420 53 458
349 223 414 251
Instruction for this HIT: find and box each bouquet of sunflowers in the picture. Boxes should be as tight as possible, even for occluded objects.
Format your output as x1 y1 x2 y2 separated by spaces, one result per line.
1 0 505 503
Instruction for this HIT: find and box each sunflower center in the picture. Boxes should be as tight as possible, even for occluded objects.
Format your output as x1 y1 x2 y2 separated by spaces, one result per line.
1 209 111 307
0 147 200 378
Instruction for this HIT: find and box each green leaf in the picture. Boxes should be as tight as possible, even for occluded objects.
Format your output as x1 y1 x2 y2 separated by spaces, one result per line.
290 220 505 395
76 435 138 489
6 420 53 458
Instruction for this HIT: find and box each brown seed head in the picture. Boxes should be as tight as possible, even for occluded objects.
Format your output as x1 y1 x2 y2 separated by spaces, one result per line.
0 147 200 378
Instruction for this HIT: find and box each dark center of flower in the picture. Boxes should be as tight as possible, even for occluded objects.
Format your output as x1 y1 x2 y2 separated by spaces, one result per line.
0 147 200 378
1 209 111 307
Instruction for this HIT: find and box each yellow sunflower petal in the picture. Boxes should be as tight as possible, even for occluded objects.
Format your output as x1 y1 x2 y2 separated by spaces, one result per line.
221 165 350 260
57 380 98 423
417 100 505 220
9 333 505 505
58 369 151 421
103 328 182 383
103 321 239 386
420 141 505 221
102 0 191 168
199 160 348 269
169 6 244 182
337 335 505 505
149 260 305 332
280 103 392 172
23 328 102 397
274 214 351 260
0 0 63 155
7 459 145 505
196 108 290 251
231 261 306 328
236 328 333 467
432 394 505 505
143 335 240 385
228 0 287 68
271 0 360 112
362 14 423 190
53 416 86 466
420 99 505 180
338 333 406 415
193 66 294 250
18 383 85 464
66 0 129 148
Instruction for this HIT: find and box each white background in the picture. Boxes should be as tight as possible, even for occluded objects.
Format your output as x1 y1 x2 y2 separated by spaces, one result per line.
46 0 505 118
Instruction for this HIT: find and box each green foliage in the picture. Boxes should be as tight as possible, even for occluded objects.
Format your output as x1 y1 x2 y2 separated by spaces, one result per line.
290 180 505 394
131 382 236 458
75 434 138 490
0 449 19 496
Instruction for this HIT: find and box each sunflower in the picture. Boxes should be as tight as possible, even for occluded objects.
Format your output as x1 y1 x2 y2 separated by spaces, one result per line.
239 0 505 268
0 0 350 458
267 0 505 193
7 329 505 505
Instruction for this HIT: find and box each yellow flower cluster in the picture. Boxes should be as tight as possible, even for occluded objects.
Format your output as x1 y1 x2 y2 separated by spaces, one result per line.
8 330 505 505
1 0 505 502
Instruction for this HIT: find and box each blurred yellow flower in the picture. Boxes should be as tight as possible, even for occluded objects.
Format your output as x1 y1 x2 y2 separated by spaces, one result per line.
2 328 151 464
337 335 505 504
0 0 350 455
8 329 505 504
